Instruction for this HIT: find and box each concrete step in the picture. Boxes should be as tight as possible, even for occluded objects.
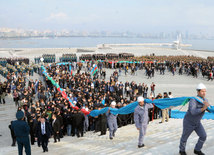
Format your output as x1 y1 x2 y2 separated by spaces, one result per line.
3 118 214 155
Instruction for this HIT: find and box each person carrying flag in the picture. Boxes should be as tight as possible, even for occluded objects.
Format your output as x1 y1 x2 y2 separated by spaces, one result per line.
179 83 210 155
106 101 118 140
134 96 154 148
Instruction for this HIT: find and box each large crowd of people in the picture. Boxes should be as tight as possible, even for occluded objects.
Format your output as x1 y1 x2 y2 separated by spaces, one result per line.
94 55 214 80
32 54 214 80
0 61 171 152
0 54 213 154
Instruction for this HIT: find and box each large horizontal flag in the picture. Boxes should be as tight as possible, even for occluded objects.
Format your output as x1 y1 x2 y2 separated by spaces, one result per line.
101 99 105 105
41 65 214 118
91 64 98 76
89 97 214 117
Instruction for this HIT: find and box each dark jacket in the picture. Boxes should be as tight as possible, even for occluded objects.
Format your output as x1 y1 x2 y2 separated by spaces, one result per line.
9 122 16 138
36 122 52 138
57 115 63 128
52 119 61 133
73 113 85 127
99 113 107 123
11 120 30 138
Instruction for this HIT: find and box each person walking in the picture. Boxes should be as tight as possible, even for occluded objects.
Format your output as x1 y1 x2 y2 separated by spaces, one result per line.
36 117 52 152
52 114 60 143
106 101 118 140
134 96 154 148
179 83 210 155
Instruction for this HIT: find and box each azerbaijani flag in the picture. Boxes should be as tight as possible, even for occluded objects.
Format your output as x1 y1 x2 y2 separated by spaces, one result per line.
69 64 74 76
91 64 98 76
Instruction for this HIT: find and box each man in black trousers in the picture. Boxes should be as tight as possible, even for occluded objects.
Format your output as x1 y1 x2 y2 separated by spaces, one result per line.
52 113 61 143
98 105 107 136
73 109 85 137
36 117 52 152
9 121 16 146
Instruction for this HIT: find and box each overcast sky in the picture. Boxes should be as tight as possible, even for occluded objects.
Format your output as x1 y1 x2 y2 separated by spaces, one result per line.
0 0 214 34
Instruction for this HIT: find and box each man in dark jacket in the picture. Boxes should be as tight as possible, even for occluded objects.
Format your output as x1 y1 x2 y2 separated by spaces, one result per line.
9 121 16 146
72 109 85 137
138 83 143 95
11 111 31 155
36 117 52 152
56 111 64 138
52 113 61 143
64 110 72 136
98 105 107 136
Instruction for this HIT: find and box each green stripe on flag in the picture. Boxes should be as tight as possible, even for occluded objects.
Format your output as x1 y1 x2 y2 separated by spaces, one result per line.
93 68 98 75
181 98 190 106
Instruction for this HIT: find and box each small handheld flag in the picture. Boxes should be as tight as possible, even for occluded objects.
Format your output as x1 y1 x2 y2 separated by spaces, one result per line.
91 64 98 76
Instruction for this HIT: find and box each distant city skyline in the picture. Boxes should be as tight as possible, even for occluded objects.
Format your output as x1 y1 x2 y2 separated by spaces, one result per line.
0 27 214 40
0 0 214 34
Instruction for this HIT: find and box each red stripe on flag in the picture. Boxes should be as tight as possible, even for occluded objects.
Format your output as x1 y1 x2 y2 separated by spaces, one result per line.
92 66 98 75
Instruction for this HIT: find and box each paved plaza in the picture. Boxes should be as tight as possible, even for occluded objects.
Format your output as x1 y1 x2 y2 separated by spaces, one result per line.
0 66 214 154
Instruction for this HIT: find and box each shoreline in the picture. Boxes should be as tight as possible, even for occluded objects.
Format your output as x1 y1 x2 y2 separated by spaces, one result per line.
0 46 214 53
1 46 214 62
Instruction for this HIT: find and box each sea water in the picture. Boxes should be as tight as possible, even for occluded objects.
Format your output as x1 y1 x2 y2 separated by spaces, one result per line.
0 37 213 51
